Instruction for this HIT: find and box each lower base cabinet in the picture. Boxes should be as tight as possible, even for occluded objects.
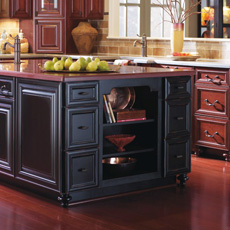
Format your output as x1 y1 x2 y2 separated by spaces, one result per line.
0 76 192 206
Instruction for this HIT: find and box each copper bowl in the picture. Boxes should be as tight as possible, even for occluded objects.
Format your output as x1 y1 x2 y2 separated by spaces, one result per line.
105 134 136 152
102 157 137 176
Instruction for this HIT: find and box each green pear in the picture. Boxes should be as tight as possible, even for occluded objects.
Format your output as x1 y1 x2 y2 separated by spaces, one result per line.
86 61 98 72
64 58 73 70
94 57 100 63
54 60 64 71
52 57 58 63
69 61 81 72
97 61 110 71
77 57 87 70
44 60 55 71
61 56 66 62
86 57 92 64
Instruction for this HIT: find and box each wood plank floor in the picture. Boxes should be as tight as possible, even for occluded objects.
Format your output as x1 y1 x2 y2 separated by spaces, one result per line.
0 155 229 230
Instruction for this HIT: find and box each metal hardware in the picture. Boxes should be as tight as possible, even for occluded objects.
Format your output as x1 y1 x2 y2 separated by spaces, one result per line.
3 34 20 64
204 99 219 106
205 75 222 84
78 168 87 172
176 155 183 158
204 130 219 138
174 67 178 69
176 117 184 120
78 126 89 130
133 33 147 57
176 86 184 89
0 85 9 96
78 92 89 95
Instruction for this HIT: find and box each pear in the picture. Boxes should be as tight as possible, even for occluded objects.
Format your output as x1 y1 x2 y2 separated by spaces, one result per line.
64 58 73 70
86 61 98 72
77 57 87 70
61 56 66 62
54 60 64 71
69 61 81 72
44 61 55 71
97 61 110 71
52 57 58 63
86 57 92 64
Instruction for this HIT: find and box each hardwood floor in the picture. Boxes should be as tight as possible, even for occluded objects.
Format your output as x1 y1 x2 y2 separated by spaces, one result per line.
0 155 229 230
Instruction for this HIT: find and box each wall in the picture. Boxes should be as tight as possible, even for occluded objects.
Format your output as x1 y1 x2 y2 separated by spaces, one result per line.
0 19 19 37
91 1 230 59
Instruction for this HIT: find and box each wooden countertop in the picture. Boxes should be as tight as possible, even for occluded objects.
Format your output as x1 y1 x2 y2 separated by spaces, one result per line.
0 59 195 82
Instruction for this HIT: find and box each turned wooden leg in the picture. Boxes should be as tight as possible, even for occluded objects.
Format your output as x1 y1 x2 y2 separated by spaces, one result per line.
177 173 189 186
223 152 230 162
58 194 72 207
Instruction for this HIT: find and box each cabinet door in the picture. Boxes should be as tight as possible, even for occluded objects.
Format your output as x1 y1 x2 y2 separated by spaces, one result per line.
35 19 64 53
69 0 85 18
85 0 104 19
10 0 31 18
35 0 64 17
0 0 9 18
0 101 14 176
16 80 61 192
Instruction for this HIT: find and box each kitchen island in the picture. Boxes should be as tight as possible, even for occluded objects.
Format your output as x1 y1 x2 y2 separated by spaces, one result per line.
0 59 194 206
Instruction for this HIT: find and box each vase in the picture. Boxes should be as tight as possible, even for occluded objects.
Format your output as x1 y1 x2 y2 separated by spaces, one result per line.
71 22 98 55
171 23 184 54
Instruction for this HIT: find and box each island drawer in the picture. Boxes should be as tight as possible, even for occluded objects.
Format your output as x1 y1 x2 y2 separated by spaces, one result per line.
196 68 228 86
66 82 98 106
195 116 228 150
66 149 98 192
165 76 191 99
165 97 191 135
66 106 98 149
195 85 228 117
165 135 190 176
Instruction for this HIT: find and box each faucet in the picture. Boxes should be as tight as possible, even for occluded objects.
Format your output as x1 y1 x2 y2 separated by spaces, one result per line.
133 34 147 57
3 34 20 64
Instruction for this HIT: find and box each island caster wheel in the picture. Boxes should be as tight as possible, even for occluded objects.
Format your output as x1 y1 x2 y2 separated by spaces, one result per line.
177 173 189 186
58 194 72 207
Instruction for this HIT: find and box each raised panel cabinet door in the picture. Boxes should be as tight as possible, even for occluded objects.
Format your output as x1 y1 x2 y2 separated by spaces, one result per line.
10 0 31 18
35 0 64 17
69 0 85 18
0 101 14 176
85 0 104 19
35 19 64 53
0 0 9 18
16 80 61 192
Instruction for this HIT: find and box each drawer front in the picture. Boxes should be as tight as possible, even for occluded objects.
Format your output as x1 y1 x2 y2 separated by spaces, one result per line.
66 107 98 149
165 76 191 99
66 82 98 106
195 86 228 117
196 69 228 86
165 98 191 135
195 116 228 150
165 135 190 176
66 149 98 192
0 77 14 98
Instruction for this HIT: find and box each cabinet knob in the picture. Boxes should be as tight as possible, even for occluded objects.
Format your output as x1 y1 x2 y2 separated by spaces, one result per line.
205 75 222 84
78 126 89 130
204 130 219 138
78 168 87 172
204 99 219 106
78 92 89 95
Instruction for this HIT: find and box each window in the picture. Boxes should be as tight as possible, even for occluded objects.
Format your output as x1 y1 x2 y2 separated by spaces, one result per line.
109 0 187 38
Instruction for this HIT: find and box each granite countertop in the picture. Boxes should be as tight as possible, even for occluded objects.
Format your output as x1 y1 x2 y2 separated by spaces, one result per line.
0 59 195 82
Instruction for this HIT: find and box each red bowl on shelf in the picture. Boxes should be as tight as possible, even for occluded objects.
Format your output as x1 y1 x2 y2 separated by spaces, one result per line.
105 134 136 152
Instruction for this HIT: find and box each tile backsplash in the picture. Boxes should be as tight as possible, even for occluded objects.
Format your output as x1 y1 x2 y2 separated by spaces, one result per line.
0 19 19 37
91 15 230 60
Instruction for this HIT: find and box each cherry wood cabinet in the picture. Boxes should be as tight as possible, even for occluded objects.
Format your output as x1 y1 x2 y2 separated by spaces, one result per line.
10 0 32 18
85 0 104 20
0 0 9 18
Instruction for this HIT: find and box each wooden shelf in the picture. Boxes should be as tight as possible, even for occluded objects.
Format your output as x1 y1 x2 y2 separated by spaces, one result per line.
103 119 155 127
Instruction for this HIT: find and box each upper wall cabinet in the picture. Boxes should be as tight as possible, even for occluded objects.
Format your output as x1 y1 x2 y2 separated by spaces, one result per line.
0 0 31 18
35 0 64 18
10 0 32 18
69 0 104 19
0 0 9 18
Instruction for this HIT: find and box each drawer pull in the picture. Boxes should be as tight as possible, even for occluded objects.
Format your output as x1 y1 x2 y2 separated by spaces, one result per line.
204 99 219 106
176 86 184 89
0 85 10 95
78 126 89 130
78 92 89 95
174 67 178 69
78 168 87 172
176 117 184 120
205 75 222 84
176 155 183 159
204 130 219 138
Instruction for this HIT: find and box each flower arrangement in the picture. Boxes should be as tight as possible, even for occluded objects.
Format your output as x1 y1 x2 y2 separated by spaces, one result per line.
154 0 201 24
